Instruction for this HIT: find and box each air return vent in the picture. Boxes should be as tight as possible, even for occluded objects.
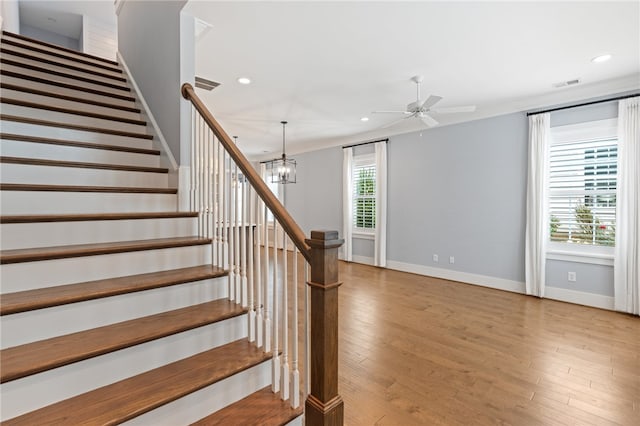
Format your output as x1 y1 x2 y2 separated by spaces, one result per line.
195 77 220 91
553 78 581 88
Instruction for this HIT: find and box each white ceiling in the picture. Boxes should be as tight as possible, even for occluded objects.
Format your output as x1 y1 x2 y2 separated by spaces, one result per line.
185 0 640 159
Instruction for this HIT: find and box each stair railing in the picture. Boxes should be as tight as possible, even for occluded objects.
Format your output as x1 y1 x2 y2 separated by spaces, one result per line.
182 83 344 426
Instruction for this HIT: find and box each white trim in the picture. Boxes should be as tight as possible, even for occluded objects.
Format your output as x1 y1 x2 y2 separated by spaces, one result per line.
547 250 614 266
386 260 526 294
550 118 617 143
116 52 178 171
352 255 374 265
544 286 614 310
352 232 374 240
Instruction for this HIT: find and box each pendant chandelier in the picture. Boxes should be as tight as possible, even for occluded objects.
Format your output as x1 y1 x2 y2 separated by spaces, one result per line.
266 121 296 184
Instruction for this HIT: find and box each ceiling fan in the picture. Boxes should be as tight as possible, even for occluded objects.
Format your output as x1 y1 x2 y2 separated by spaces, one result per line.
373 75 476 128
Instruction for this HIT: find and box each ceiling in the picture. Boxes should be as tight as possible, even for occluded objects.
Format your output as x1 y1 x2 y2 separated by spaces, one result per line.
184 1 640 159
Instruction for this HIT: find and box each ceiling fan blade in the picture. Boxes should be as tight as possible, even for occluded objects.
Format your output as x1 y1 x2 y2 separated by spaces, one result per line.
420 95 443 110
372 110 412 114
381 115 414 129
421 114 439 127
431 105 476 114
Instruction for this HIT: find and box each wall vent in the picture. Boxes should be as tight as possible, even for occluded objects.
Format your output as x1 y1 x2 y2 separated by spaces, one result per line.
195 76 220 91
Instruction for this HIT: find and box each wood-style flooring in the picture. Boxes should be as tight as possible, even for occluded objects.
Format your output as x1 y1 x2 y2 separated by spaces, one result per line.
332 261 640 425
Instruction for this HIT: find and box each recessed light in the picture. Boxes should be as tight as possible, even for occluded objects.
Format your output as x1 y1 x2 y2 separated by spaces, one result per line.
237 77 251 85
360 117 369 122
591 54 612 63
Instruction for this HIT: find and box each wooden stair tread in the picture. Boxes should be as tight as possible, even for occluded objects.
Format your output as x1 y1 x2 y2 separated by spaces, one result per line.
0 236 210 265
0 97 146 125
0 133 160 155
2 31 120 68
1 82 140 112
0 183 176 194
192 387 303 426
3 340 269 425
0 47 124 81
0 114 152 139
0 300 246 383
0 156 168 174
0 57 130 91
1 211 198 224
0 265 225 316
0 69 135 101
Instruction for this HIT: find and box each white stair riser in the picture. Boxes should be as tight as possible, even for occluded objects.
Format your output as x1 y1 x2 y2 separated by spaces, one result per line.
1 52 127 87
1 45 123 79
0 244 211 292
0 139 160 168
124 360 271 426
1 191 176 215
0 217 197 250
1 103 148 135
1 88 143 122
0 75 134 109
1 36 120 72
2 64 129 96
0 315 249 421
1 120 154 150
0 163 168 188
1 276 229 348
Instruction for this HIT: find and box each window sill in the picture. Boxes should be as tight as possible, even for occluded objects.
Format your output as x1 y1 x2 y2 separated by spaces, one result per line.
546 249 613 266
353 231 375 240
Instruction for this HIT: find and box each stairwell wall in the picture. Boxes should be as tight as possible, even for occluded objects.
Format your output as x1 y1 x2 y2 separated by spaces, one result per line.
117 0 188 164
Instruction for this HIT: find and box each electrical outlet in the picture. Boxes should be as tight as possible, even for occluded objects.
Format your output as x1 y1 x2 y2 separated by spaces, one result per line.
568 272 576 282
433 254 439 262
449 256 455 264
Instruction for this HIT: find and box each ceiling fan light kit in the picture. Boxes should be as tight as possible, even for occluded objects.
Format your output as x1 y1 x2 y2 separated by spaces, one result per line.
266 121 296 184
373 75 476 129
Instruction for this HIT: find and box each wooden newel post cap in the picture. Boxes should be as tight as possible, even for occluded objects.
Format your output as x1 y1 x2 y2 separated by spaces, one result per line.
306 230 344 249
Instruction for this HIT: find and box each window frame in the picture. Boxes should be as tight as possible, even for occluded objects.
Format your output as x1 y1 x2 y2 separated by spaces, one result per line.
546 118 618 265
352 153 376 237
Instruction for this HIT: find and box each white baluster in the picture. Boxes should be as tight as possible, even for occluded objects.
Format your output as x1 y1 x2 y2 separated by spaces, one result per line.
190 107 196 214
256 191 264 348
236 170 247 308
304 261 310 396
248 185 255 342
263 205 271 353
291 245 300 408
280 231 290 401
198 117 204 237
227 156 234 300
234 165 241 303
218 143 225 269
272 221 280 393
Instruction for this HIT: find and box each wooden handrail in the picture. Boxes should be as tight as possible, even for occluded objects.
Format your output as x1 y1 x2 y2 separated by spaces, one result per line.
181 83 311 262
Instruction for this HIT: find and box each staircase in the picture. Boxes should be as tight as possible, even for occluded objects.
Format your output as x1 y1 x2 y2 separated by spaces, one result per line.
0 31 303 425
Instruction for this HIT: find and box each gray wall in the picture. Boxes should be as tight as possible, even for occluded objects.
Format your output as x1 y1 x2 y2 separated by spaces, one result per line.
118 0 187 164
21 24 79 50
285 94 631 297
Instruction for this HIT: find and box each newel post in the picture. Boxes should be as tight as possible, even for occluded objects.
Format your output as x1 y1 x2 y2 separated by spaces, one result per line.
305 230 344 426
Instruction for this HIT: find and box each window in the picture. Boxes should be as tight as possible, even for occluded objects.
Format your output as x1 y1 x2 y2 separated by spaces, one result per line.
548 119 617 254
352 154 376 233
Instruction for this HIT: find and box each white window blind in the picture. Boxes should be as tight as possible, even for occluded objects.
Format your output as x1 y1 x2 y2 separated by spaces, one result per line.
549 120 617 247
352 157 376 232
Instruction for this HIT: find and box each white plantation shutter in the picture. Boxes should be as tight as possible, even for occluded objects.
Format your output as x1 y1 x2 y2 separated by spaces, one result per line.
352 158 376 232
549 119 617 247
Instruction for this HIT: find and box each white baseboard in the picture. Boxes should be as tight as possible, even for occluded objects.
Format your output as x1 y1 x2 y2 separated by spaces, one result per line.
351 255 374 265
386 260 526 294
116 52 178 171
544 286 615 310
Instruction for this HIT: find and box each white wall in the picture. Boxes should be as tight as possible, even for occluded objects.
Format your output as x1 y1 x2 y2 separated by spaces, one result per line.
117 0 188 164
1 0 20 33
82 15 117 60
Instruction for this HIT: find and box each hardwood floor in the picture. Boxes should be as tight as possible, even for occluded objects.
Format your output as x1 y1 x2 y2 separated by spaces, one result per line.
330 260 639 425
